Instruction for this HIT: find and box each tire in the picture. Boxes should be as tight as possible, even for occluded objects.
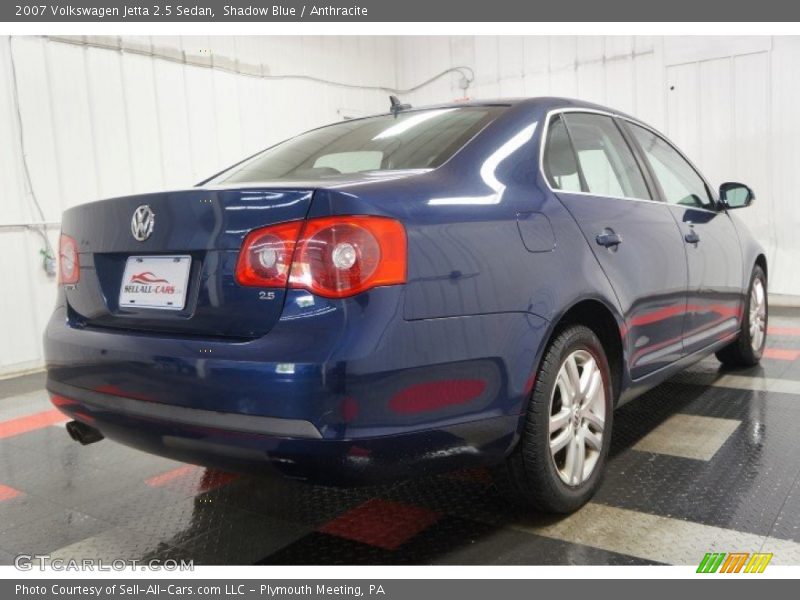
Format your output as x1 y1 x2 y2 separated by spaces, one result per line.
716 265 767 367
493 324 614 513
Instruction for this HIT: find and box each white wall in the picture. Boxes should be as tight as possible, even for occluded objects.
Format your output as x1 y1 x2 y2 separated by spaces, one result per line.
397 35 800 301
2 35 800 377
0 35 398 377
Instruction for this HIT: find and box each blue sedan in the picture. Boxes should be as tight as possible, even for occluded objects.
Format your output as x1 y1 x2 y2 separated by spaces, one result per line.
44 97 767 513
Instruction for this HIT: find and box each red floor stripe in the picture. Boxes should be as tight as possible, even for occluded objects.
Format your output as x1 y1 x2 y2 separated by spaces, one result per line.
0 409 69 440
763 348 800 361
145 465 239 493
196 470 240 492
768 326 800 337
319 498 440 550
0 483 22 502
145 465 198 487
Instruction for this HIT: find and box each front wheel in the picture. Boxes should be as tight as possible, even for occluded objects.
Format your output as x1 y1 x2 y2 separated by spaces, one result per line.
716 265 767 367
493 324 614 513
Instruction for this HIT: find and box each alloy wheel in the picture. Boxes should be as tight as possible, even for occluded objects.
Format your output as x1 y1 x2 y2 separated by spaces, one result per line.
750 278 767 352
548 349 606 486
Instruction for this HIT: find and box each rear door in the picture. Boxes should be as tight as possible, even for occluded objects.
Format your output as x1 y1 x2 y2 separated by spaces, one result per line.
543 111 689 379
624 122 744 354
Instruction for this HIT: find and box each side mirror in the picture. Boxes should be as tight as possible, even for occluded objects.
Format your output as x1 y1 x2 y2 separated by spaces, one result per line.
720 182 755 209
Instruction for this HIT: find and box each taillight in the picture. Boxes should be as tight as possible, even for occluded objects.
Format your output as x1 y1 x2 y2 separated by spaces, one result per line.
235 221 304 287
58 234 80 285
290 216 407 298
235 216 407 299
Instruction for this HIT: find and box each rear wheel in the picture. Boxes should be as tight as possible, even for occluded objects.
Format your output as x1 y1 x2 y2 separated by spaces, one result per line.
716 265 767 367
494 324 613 513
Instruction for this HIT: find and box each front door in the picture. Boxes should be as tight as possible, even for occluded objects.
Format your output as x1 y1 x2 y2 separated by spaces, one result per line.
624 122 743 355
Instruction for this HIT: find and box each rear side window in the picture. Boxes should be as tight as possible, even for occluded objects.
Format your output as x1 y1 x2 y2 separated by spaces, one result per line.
562 113 651 200
208 107 504 184
627 123 714 209
543 115 583 193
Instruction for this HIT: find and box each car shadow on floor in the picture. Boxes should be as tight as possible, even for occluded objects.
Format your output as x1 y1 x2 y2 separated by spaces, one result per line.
122 368 751 565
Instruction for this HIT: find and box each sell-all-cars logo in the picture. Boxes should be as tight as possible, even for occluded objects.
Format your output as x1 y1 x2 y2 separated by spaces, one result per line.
130 272 169 285
697 552 773 573
131 205 155 241
124 272 176 295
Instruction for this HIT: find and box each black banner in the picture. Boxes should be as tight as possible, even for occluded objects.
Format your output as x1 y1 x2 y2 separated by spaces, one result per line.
4 579 800 599
3 0 800 22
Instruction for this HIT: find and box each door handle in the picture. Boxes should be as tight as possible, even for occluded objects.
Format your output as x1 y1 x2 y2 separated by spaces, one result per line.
684 229 700 244
596 232 623 247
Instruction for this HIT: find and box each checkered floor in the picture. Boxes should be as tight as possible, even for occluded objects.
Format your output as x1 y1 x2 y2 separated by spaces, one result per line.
2 309 800 566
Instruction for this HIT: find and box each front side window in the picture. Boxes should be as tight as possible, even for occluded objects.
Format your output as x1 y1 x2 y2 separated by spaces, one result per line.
627 124 714 209
208 107 505 184
562 113 651 200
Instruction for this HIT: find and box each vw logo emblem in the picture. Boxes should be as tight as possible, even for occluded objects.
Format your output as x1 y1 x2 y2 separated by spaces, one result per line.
131 205 155 242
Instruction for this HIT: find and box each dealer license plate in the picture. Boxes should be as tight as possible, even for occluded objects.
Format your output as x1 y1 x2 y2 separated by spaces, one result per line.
119 255 191 310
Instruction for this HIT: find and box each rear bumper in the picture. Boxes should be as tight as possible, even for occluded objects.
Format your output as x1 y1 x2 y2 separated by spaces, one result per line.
44 287 549 483
50 380 518 484
49 380 322 439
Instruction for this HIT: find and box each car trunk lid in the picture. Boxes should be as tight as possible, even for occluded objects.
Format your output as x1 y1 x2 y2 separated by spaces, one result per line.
62 187 313 339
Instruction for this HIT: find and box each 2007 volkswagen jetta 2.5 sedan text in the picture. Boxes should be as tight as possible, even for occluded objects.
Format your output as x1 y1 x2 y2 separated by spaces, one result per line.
45 97 767 513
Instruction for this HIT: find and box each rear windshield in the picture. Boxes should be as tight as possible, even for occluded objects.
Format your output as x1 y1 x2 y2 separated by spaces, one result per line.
208 107 505 184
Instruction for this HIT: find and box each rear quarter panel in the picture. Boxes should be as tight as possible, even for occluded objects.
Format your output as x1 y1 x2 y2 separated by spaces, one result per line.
309 102 627 396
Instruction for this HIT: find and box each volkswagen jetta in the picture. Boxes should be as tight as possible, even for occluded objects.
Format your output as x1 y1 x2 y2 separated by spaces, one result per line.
44 97 767 513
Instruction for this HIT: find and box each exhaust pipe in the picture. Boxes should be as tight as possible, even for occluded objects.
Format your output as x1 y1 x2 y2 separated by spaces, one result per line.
66 420 104 445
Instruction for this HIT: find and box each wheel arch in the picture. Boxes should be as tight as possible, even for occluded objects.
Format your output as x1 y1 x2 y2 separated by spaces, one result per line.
755 253 768 281
535 297 627 407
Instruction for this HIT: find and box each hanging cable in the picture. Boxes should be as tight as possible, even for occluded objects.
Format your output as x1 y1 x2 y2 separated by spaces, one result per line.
254 65 474 95
44 35 474 97
7 36 57 277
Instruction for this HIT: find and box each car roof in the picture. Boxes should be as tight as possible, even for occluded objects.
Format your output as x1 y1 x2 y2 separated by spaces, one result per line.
273 97 643 142
418 96 636 115
364 96 643 126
